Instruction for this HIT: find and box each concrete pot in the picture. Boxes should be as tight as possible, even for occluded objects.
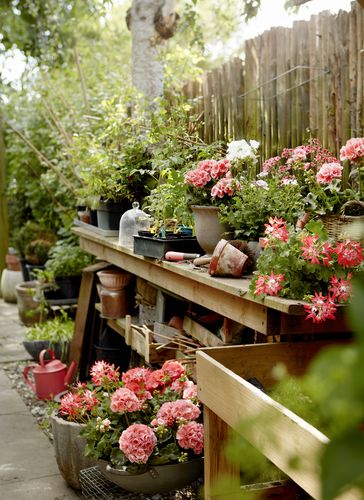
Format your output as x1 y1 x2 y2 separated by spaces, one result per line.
15 281 46 326
51 412 96 490
191 205 228 256
1 269 23 303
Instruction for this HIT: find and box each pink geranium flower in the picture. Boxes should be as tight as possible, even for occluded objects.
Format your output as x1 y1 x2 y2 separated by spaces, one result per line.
334 240 363 268
211 175 239 198
301 234 321 265
210 159 231 179
90 361 120 386
145 369 166 392
122 366 152 397
59 388 99 422
176 422 204 455
119 424 157 464
161 360 186 382
262 155 280 173
264 217 289 242
184 167 211 188
254 272 284 296
304 292 337 323
316 162 343 184
152 400 201 427
340 137 364 162
329 274 352 303
110 387 143 413
182 381 198 400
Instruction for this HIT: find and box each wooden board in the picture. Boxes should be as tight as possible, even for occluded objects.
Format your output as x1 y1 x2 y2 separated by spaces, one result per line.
183 316 224 347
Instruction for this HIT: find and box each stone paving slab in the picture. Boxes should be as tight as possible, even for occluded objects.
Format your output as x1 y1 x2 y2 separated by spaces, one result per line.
0 300 80 499
0 475 79 499
0 299 31 363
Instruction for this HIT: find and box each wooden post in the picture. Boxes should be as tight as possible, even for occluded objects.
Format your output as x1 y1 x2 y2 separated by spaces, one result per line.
0 117 8 276
203 407 241 500
69 261 109 379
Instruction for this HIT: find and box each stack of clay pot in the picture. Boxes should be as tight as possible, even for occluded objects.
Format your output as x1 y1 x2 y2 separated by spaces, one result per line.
96 268 133 319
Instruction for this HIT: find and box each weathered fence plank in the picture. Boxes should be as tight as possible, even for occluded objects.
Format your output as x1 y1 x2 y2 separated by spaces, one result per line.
182 3 363 159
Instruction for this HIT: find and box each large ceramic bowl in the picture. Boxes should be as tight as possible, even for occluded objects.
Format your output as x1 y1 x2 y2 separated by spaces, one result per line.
97 457 203 494
96 269 132 290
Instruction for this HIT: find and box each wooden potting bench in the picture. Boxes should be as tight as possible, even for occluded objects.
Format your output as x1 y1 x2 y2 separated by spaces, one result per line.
72 225 353 499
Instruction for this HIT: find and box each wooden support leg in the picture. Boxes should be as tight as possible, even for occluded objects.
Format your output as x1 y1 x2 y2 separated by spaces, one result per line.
203 406 241 500
69 261 109 380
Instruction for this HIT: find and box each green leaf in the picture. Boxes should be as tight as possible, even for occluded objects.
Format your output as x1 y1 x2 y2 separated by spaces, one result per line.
321 430 364 500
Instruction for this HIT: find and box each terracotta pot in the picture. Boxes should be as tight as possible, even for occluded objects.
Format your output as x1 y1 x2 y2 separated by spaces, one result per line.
97 284 129 319
208 239 248 278
191 205 229 256
5 253 21 271
97 268 132 290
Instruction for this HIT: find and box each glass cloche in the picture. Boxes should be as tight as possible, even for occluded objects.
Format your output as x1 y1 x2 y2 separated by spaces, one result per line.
118 202 150 248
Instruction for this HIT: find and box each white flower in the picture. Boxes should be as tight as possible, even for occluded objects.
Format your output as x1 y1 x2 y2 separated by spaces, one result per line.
226 139 258 163
281 178 298 186
251 180 269 190
257 171 268 178
249 140 260 150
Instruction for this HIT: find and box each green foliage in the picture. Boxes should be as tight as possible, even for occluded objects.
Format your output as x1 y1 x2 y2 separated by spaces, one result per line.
45 240 95 278
220 177 305 240
0 0 110 63
25 309 74 343
12 221 57 257
144 107 225 225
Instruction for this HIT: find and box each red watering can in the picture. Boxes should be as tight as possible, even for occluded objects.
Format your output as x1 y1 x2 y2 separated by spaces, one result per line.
23 348 77 400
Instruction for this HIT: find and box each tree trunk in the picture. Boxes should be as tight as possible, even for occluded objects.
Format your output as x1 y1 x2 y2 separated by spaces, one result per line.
129 0 177 101
0 115 8 276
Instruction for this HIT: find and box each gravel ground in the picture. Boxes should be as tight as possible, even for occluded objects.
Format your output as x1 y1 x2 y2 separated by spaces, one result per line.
2 361 203 500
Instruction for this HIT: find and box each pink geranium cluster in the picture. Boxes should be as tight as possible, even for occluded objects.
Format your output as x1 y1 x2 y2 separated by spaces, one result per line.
340 138 364 163
81 359 203 469
262 140 338 176
184 158 241 205
151 399 201 427
261 138 363 216
59 384 99 423
119 424 157 464
250 218 363 323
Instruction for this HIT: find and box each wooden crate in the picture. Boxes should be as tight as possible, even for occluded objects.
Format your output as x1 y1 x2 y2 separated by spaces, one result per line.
124 317 176 365
196 340 356 500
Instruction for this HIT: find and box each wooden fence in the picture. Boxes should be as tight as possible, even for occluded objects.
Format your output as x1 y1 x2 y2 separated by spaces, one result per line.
182 2 364 161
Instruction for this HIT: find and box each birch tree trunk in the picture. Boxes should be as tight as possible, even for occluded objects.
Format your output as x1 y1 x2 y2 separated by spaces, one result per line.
128 0 177 101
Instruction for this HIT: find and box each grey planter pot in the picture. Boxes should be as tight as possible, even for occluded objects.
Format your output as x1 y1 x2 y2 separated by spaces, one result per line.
51 412 96 490
97 456 204 494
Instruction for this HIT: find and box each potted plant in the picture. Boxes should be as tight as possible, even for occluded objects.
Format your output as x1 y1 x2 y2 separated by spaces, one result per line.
219 175 305 241
250 217 363 323
183 139 260 255
43 240 95 301
23 309 74 361
73 95 157 230
72 359 204 494
259 138 364 238
13 221 57 281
